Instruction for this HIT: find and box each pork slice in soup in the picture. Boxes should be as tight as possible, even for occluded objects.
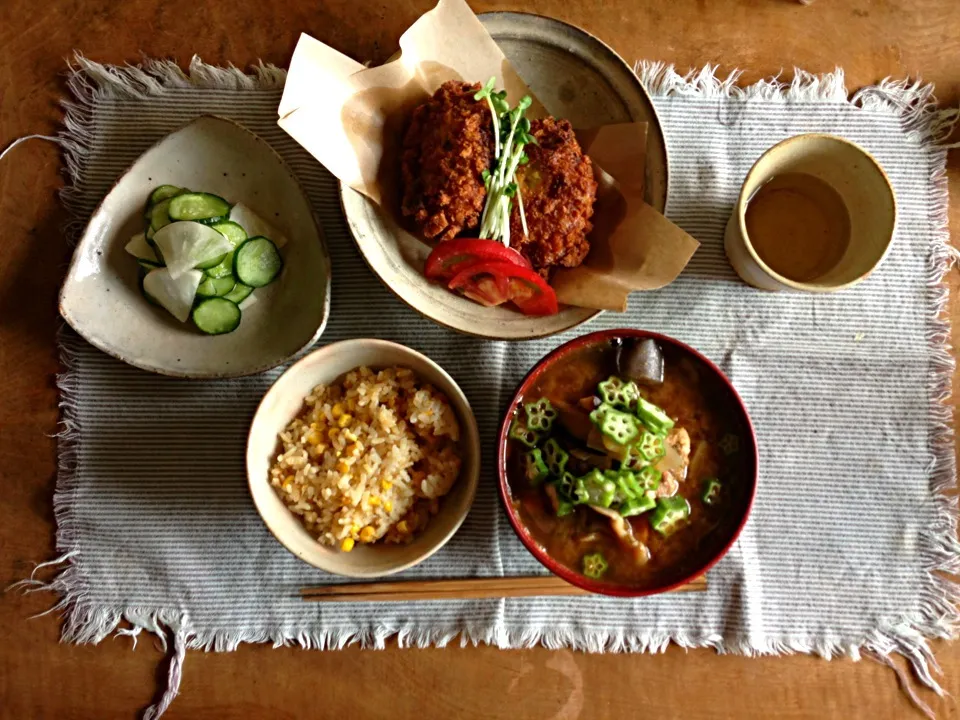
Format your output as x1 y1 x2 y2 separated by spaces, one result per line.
506 338 750 589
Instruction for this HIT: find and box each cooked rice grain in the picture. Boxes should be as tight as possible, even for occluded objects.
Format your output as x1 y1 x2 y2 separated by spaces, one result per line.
269 366 461 548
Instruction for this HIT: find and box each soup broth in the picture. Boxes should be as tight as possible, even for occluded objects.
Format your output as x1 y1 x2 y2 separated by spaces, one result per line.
505 338 752 589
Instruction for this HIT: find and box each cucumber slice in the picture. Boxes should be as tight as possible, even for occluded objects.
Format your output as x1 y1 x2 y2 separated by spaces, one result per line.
204 252 235 279
229 202 288 248
194 252 229 270
153 221 234 279
169 192 231 222
223 282 254 304
234 237 283 288
196 275 236 298
211 221 247 247
142 268 203 322
192 297 241 335
149 185 184 206
137 258 163 272
125 232 158 262
149 198 174 233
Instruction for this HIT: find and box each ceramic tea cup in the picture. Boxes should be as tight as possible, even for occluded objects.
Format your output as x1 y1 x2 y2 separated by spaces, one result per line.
724 134 896 292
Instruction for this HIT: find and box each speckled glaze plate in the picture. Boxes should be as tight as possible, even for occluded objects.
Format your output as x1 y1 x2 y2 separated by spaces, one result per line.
59 116 331 378
339 11 668 340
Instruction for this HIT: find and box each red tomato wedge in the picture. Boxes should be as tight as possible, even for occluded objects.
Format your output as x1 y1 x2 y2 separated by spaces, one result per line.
448 261 559 316
425 238 531 281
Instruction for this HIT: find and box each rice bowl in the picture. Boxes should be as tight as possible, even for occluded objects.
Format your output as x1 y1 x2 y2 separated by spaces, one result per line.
270 366 462 550
247 339 481 577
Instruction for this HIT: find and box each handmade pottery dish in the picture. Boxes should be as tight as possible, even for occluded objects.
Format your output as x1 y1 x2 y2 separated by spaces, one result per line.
247 339 481 577
497 329 758 597
59 115 331 378
339 11 669 340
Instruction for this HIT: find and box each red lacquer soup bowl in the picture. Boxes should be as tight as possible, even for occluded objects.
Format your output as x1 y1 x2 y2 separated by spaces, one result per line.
497 328 759 597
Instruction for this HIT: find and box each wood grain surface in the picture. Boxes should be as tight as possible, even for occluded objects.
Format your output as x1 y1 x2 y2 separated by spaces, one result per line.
2 0 959 718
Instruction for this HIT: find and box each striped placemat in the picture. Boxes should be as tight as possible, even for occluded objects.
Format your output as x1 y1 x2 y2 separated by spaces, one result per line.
32 57 958 718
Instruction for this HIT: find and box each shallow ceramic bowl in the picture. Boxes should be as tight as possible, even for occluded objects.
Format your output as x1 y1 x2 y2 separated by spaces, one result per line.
59 115 331 378
340 12 668 340
247 339 481 577
497 329 759 597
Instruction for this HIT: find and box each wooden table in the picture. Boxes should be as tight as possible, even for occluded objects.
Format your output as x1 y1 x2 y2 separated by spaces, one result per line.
2 0 958 717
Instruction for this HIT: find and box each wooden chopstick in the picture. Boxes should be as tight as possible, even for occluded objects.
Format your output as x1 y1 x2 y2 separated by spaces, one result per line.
300 574 707 602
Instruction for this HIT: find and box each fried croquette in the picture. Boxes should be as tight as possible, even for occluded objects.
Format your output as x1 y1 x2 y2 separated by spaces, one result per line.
400 81 495 242
510 117 597 271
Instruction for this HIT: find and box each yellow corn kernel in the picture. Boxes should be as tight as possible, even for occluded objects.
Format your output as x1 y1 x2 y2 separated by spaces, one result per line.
368 495 380 507
397 520 409 534
380 480 393 491
350 524 360 535
384 500 393 513
346 442 362 457
336 460 351 474
282 481 292 492
347 398 357 412
359 526 376 543
309 422 319 430
331 403 344 419
340 538 355 552
306 432 321 445
327 427 340 441
342 429 358 443
337 414 353 428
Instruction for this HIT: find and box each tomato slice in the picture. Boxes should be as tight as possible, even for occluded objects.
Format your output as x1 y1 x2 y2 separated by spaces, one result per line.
425 238 531 281
448 261 559 316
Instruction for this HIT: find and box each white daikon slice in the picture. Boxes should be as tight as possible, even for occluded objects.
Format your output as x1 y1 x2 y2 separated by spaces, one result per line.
229 202 289 248
238 293 258 311
124 232 157 262
153 221 234 278
142 267 203 322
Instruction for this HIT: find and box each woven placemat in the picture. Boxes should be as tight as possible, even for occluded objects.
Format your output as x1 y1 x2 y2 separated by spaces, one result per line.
23 57 958 718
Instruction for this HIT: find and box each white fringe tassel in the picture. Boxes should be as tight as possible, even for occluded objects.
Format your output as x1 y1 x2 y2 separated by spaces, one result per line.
10 56 957 719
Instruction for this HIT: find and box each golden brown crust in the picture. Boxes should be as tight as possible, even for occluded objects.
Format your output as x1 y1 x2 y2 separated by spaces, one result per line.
510 117 597 271
400 81 495 242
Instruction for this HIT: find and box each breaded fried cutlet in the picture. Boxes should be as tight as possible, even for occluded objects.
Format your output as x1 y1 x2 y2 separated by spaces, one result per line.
400 81 495 242
510 117 597 271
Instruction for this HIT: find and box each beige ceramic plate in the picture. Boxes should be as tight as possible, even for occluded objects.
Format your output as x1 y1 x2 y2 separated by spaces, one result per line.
59 115 331 378
247 339 481 577
340 11 668 340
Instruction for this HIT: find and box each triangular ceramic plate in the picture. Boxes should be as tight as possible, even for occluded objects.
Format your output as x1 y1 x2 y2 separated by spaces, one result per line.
60 116 331 378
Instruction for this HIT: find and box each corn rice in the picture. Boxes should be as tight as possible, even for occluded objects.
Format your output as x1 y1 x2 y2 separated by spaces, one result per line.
269 366 461 548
